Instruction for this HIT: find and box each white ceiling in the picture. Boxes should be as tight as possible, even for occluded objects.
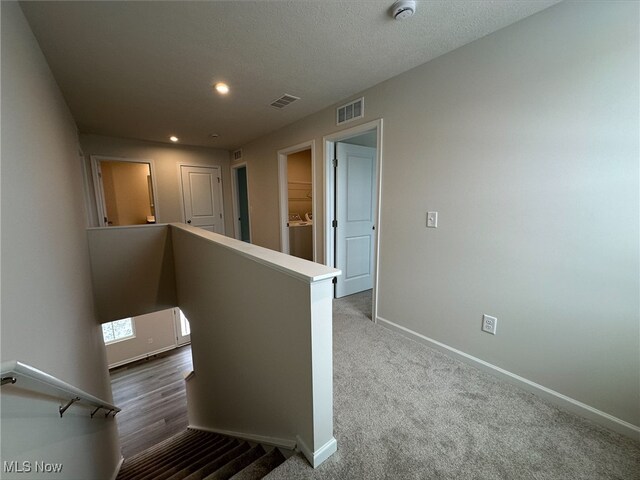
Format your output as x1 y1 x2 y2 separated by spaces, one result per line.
20 1 560 150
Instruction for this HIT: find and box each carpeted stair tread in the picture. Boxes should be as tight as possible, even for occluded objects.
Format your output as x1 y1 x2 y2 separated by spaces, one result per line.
203 444 266 480
182 442 251 480
119 432 224 480
136 436 230 480
121 429 203 469
164 439 240 480
228 448 286 480
119 430 214 475
116 430 288 480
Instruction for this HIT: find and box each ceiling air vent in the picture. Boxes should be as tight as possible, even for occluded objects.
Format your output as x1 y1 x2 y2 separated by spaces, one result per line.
337 97 364 125
233 149 243 161
270 94 300 109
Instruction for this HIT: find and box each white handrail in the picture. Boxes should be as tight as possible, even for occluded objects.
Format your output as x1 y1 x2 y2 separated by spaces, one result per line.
1 360 121 418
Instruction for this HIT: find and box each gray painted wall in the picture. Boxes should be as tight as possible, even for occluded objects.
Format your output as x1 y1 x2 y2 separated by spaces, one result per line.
1 2 120 477
87 225 177 322
375 0 639 428
236 1 639 429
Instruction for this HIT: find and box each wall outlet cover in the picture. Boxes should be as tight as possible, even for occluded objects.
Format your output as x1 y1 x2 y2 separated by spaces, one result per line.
482 315 497 335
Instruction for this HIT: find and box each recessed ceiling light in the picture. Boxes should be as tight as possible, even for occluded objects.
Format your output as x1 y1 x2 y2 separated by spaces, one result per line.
215 82 229 95
215 83 230 95
170 136 179 142
210 133 219 138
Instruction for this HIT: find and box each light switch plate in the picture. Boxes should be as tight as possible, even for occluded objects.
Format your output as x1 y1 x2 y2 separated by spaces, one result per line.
427 211 438 228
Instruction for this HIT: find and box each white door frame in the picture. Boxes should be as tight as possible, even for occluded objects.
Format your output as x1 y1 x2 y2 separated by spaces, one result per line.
230 162 252 241
323 118 383 321
177 164 225 234
277 140 316 260
90 155 160 227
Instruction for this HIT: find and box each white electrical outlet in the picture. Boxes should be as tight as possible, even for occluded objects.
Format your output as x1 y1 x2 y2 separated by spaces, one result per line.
482 315 497 335
147 338 154 344
427 211 438 228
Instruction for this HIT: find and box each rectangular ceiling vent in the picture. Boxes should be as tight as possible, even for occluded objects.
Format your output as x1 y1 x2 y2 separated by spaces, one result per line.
337 97 364 125
233 149 243 161
270 94 300 109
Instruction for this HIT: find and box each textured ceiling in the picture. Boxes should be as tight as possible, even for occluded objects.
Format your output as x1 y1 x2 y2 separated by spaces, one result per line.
20 1 560 150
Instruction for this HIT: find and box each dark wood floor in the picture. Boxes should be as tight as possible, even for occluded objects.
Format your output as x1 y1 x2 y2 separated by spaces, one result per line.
110 345 193 459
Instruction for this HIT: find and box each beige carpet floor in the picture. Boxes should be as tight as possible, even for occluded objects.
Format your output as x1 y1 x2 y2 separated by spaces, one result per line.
266 290 640 480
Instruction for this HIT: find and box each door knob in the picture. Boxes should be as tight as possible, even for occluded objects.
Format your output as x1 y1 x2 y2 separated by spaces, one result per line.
187 220 192 224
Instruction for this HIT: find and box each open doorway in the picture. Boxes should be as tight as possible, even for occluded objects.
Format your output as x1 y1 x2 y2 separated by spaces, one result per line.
231 163 251 242
91 156 158 227
324 120 383 320
278 141 315 261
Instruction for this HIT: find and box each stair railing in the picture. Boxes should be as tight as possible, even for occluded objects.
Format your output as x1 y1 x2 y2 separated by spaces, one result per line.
1 360 121 418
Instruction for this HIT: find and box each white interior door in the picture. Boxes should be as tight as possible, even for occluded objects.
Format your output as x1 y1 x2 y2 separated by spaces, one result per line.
181 165 224 233
335 143 377 298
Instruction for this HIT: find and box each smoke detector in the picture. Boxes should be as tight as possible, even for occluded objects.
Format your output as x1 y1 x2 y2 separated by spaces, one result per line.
391 0 416 20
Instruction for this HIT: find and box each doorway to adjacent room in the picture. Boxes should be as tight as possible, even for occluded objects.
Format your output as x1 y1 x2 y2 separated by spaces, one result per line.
91 156 159 227
278 141 315 261
231 163 251 242
324 119 382 319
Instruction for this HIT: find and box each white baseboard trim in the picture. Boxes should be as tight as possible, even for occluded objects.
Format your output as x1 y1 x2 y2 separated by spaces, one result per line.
109 456 124 480
377 315 640 441
108 344 179 369
189 424 296 450
296 435 337 468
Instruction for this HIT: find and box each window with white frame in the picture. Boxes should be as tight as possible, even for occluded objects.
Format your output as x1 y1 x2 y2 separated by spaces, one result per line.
179 310 191 336
102 318 135 344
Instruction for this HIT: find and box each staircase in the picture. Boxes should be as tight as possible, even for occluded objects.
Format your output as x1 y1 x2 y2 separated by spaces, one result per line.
116 429 287 480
